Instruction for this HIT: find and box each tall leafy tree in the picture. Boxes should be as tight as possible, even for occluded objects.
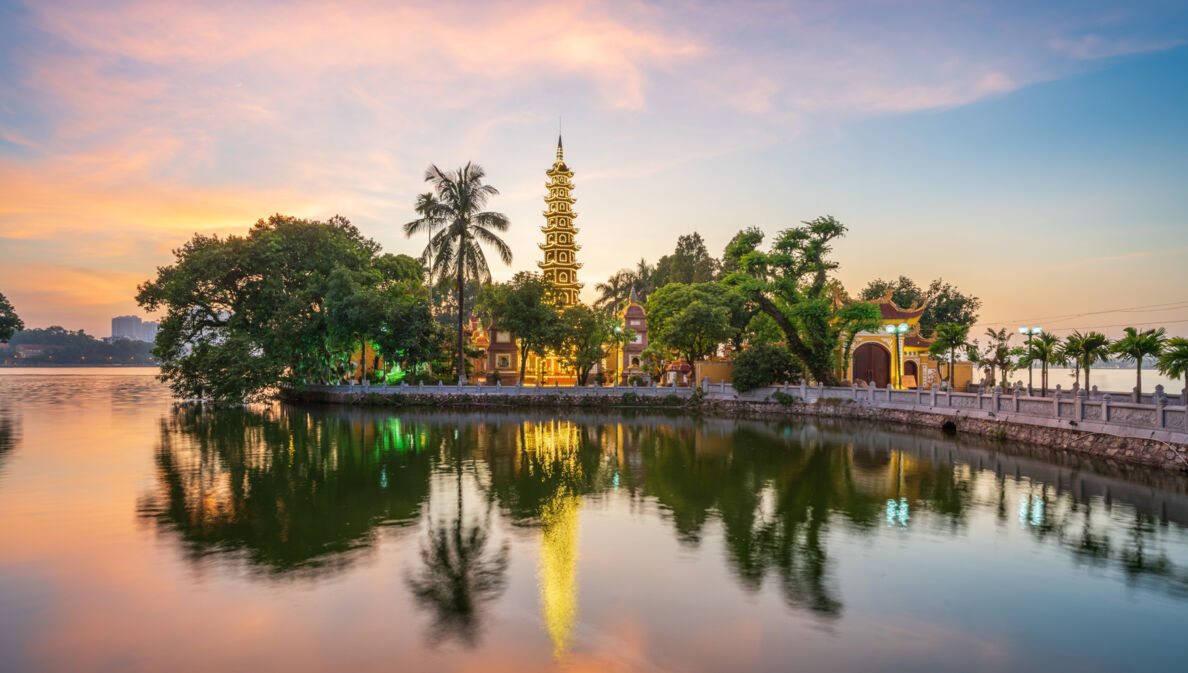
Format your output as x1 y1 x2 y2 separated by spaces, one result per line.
479 272 561 380
404 163 511 382
1111 327 1167 398
1061 330 1111 392
647 283 737 370
1157 337 1188 395
928 323 971 389
651 232 719 288
552 304 621 385
723 217 880 384
0 292 22 343
137 214 395 403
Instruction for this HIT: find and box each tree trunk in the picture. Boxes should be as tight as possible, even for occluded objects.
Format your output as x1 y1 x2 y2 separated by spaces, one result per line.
1085 366 1091 393
520 348 528 382
456 262 466 383
1136 362 1142 398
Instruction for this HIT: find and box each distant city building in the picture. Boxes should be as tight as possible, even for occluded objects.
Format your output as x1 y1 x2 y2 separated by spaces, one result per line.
111 315 159 343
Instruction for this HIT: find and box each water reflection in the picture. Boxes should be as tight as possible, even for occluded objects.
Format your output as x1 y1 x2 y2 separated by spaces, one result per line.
137 405 1188 656
136 406 431 576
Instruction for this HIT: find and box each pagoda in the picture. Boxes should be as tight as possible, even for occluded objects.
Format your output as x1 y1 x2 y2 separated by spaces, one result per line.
539 136 582 306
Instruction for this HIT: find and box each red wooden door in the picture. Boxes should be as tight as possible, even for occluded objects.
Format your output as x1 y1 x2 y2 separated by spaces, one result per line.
853 343 891 388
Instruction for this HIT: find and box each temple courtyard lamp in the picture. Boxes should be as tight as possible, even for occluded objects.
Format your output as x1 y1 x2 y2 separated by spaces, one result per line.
885 322 909 388
1019 326 1042 395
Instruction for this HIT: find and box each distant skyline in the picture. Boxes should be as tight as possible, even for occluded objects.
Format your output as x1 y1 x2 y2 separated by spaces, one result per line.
1 0 1186 339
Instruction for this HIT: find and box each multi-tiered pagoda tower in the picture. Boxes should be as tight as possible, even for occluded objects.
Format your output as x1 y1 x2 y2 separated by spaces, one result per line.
539 136 582 306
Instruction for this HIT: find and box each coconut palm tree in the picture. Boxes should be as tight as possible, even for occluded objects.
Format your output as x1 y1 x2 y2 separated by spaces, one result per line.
1156 337 1188 397
1062 330 1111 393
594 269 634 312
1022 331 1064 396
405 163 511 382
1110 327 1167 398
928 322 970 389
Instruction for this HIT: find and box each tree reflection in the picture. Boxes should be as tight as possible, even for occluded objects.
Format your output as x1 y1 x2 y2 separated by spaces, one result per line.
406 425 509 646
137 405 431 577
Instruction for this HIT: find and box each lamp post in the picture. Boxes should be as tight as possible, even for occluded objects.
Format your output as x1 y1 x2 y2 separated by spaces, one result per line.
884 322 909 388
1018 326 1042 395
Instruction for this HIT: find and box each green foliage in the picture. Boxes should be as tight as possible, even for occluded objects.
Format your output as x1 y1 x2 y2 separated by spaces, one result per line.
929 323 972 389
771 390 797 405
0 326 155 364
977 328 1022 387
405 163 511 380
1157 337 1188 392
732 343 797 393
137 214 431 403
1017 331 1063 395
646 282 737 367
0 292 23 343
552 304 620 385
1112 326 1167 396
479 272 560 379
651 232 720 288
723 216 880 384
1060 330 1110 391
859 276 980 337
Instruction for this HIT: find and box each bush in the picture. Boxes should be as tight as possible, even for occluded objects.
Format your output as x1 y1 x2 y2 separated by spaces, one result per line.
771 390 797 406
621 392 639 405
487 370 501 385
732 343 796 392
628 375 646 386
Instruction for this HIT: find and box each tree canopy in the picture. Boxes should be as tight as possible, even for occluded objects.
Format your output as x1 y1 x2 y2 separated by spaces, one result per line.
137 214 431 403
0 292 22 343
723 216 879 384
478 272 561 380
859 276 980 336
646 282 737 368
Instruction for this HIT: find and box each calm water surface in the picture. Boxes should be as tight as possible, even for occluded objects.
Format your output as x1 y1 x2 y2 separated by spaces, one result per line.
2 368 1188 673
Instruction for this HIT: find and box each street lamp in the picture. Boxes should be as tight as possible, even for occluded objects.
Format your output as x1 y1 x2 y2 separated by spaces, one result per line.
884 322 909 388
1018 326 1042 395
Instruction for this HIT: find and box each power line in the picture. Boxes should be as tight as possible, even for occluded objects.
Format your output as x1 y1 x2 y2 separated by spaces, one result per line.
974 299 1188 328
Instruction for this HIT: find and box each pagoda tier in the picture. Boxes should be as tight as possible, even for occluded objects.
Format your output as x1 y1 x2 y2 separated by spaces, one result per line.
538 135 582 306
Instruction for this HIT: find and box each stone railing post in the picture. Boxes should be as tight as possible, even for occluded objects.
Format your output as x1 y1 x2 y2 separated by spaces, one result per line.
1090 385 1099 401
1102 394 1111 423
930 383 938 407
993 385 1002 413
1156 395 1166 428
800 380 807 400
1053 385 1062 417
852 382 858 401
1075 387 1086 421
1132 386 1139 404
1012 386 1020 413
418 381 424 392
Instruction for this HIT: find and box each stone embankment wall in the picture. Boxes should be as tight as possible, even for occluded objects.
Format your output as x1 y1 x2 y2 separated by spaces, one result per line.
283 381 1188 471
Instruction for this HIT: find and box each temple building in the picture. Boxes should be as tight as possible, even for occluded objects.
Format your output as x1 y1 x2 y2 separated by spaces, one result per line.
843 289 974 389
470 137 646 385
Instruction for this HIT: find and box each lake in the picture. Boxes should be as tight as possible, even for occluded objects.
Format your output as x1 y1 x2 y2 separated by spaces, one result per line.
2 368 1187 672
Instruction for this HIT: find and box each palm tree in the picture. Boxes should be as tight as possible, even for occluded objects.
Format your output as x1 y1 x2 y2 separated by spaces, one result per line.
1156 337 1188 397
1110 327 1167 398
979 327 1014 387
594 269 634 312
405 163 511 382
631 258 655 300
1022 332 1063 396
928 322 970 389
1062 330 1110 392
1059 332 1085 388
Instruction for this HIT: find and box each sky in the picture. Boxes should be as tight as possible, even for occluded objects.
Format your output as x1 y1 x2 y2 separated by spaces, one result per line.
1 0 1186 340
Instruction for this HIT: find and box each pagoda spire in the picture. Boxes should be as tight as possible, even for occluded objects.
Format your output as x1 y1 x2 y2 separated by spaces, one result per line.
539 137 581 306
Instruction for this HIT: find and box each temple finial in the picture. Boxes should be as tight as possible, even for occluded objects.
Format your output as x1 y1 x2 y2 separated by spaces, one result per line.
556 133 564 161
